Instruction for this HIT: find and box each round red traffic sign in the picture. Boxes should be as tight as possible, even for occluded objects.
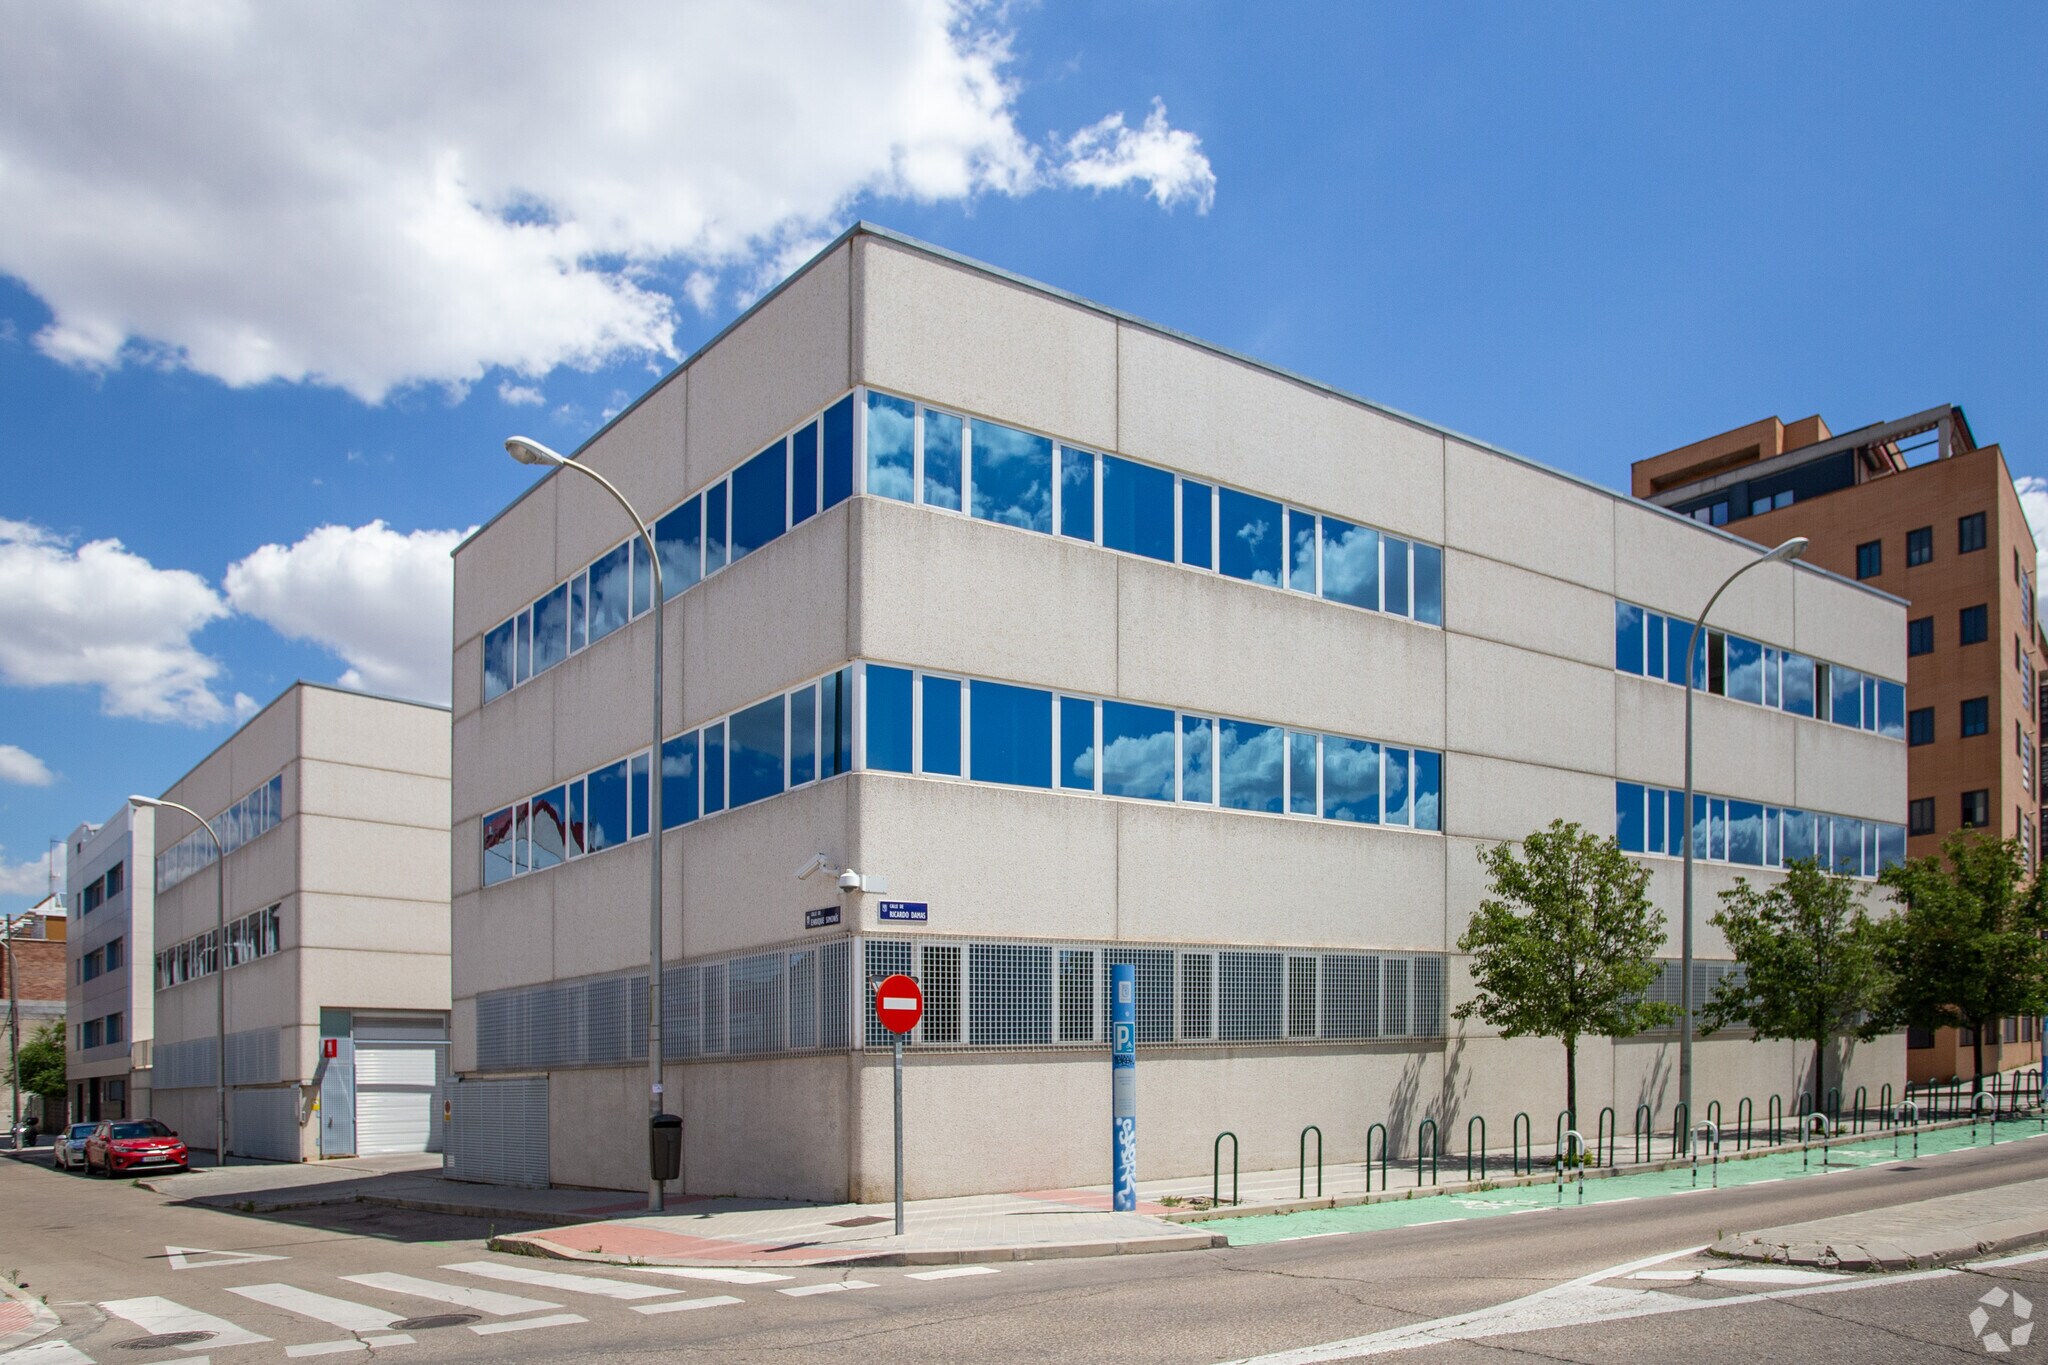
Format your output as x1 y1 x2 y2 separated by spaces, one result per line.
874 974 923 1034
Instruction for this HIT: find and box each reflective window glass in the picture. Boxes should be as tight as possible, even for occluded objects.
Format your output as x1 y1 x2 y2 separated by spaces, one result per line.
1287 510 1316 593
1617 782 1645 852
631 536 652 616
1646 781 1665 852
866 392 915 502
1322 737 1380 823
1729 801 1763 865
865 665 914 773
1180 714 1215 803
704 481 729 573
1218 488 1282 586
1180 479 1212 569
1384 747 1411 826
483 621 514 701
789 684 817 786
1726 635 1763 704
1320 519 1379 611
970 680 1052 788
970 422 1053 532
1102 701 1175 801
1781 653 1817 717
1879 681 1905 740
1781 808 1814 864
1060 695 1096 791
655 497 702 598
1059 447 1095 541
1666 789 1685 856
1665 616 1691 685
630 751 650 838
1288 731 1317 813
569 571 587 652
1710 799 1728 860
791 421 819 526
531 786 566 870
589 542 631 642
923 409 964 511
662 732 699 828
1615 602 1646 673
923 675 962 777
514 609 531 683
821 668 853 778
1831 667 1863 729
731 441 788 562
586 760 628 853
1832 817 1863 875
482 808 514 885
1102 455 1173 562
823 395 855 509
1413 544 1443 626
702 721 726 814
1646 612 1666 680
532 584 568 675
1879 823 1906 871
1383 537 1411 617
1219 719 1283 813
729 695 786 808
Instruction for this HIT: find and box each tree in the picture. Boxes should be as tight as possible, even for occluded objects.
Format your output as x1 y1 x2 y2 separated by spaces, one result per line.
1453 820 1676 1119
4 1021 66 1102
1700 859 1891 1103
1878 834 2048 1092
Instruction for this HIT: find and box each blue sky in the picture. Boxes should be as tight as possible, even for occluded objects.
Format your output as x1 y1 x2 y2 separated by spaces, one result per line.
3 3 2044 910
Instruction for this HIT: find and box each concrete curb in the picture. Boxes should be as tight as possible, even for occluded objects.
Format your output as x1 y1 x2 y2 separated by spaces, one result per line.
1708 1226 2048 1272
486 1228 1228 1268
0 1276 61 1356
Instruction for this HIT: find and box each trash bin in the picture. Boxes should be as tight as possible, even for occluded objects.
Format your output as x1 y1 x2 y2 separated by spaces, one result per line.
650 1113 682 1183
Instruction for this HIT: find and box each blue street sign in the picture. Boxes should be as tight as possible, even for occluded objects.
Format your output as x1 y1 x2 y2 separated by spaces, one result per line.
1110 962 1136 1212
878 901 929 923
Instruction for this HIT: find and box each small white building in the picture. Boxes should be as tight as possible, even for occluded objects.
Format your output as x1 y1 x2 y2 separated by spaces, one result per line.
66 806 154 1122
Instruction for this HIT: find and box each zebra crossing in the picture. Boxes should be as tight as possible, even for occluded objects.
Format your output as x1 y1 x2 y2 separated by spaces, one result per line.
2 1255 1006 1364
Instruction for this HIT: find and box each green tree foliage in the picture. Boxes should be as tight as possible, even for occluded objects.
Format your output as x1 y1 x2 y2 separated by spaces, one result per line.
4 1021 66 1101
1879 834 2048 1092
1453 820 1675 1119
1701 859 1891 1103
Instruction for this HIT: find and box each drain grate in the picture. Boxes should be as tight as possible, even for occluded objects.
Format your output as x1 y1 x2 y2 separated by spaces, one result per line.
829 1215 892 1228
117 1331 214 1350
390 1314 482 1331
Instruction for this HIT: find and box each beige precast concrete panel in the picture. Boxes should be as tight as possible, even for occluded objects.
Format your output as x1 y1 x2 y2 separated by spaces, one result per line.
296 892 449 957
853 1053 1102 1200
466 664 563 821
299 948 450 1015
454 478 558 647
1444 634 1615 773
1613 500 1799 647
1615 681 1798 806
858 238 1118 454
1115 803 1446 950
1115 324 1445 545
299 689 451 778
673 1055 852 1203
558 371 686 580
450 803 481 900
550 837 652 982
1115 556 1447 746
1794 567 1907 682
686 241 852 495
540 611 651 792
1640 860 1746 960
674 779 851 959
1794 721 1908 825
449 995 477 1072
851 497 1118 699
296 760 450 832
453 876 554 997
298 817 447 906
450 635 483 725
1451 1031 1598 1125
1444 754 1614 845
546 1064 648 1193
1443 441 1614 594
1445 549 1617 671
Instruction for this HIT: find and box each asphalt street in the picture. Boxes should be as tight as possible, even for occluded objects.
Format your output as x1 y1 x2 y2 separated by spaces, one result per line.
5 1136 2048 1363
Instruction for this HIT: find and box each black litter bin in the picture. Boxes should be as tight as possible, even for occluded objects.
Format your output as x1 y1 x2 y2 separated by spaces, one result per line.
650 1113 682 1183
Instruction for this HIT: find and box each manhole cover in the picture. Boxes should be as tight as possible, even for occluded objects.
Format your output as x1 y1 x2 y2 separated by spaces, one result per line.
117 1331 214 1350
830 1215 892 1228
390 1314 482 1331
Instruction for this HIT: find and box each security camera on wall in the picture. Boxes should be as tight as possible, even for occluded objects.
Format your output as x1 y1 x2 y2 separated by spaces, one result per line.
836 869 862 892
794 853 839 881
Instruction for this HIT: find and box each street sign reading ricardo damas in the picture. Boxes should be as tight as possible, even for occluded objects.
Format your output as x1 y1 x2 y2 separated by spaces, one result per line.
875 974 923 1034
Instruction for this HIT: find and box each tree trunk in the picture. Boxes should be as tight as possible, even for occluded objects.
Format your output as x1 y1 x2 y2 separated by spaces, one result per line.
1973 1020 1987 1096
1814 1037 1827 1117
1565 1037 1578 1137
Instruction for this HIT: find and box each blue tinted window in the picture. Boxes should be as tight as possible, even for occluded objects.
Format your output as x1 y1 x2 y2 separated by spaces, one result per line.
865 665 914 773
924 409 963 511
821 668 853 778
1615 603 1645 673
1180 714 1214 802
631 536 652 617
483 621 513 701
970 681 1052 787
586 760 628 853
569 572 586 652
1764 806 1779 866
1710 798 1727 860
866 392 915 502
1413 544 1443 625
1666 790 1685 856
482 808 514 884
1320 519 1379 611
655 497 702 599
923 675 962 777
971 422 1053 532
1060 448 1095 541
589 542 630 642
1616 782 1645 852
1103 456 1173 563
532 584 568 675
1180 480 1212 569
1666 617 1691 685
514 610 530 683
1781 653 1816 717
630 752 650 838
729 695 786 808
661 732 698 828
1830 667 1862 729
1288 731 1317 814
704 482 729 573
1218 489 1282 586
702 721 726 814
789 685 817 786
1286 510 1316 593
513 802 530 873
1726 636 1763 704
1644 611 1664 679
791 422 819 527
1646 782 1665 851
1862 676 1879 733
1219 719 1283 813
1879 823 1905 871
1878 681 1905 740
823 395 854 509
1060 695 1096 791
566 779 585 857
1384 537 1411 617
1781 808 1814 863
1102 702 1174 800
530 786 566 871
1729 801 1764 865
1832 817 1863 875
1380 747 1408 826
1322 737 1380 823
731 441 788 562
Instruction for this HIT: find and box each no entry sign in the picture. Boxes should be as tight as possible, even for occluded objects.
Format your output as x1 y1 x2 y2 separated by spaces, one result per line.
875 974 923 1035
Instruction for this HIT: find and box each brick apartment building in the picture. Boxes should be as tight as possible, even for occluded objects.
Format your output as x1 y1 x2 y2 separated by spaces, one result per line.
4 898 70 1130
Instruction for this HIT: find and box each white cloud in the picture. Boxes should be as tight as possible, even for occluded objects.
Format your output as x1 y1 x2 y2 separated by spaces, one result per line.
223 521 472 704
497 380 545 407
0 518 233 723
0 744 54 787
0 844 60 899
0 3 1214 404
2016 476 2048 624
1063 99 1217 212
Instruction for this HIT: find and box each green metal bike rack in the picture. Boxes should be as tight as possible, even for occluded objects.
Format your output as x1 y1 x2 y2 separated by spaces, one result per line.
1465 1114 1487 1183
1596 1106 1617 1167
1767 1093 1783 1144
1213 1131 1239 1207
1633 1103 1652 1164
1512 1112 1532 1176
1672 1101 1689 1158
1736 1096 1754 1151
1365 1122 1389 1193
1416 1117 1439 1187
1299 1124 1323 1199
1852 1085 1867 1134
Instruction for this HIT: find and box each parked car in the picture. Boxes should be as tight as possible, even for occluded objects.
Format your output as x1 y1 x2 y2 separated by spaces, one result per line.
84 1119 189 1176
51 1123 97 1171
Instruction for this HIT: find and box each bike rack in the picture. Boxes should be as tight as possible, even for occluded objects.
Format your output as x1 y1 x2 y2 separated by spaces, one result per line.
1974 1089 1997 1145
1894 1099 1919 1158
1596 1106 1617 1168
1465 1114 1487 1184
1554 1109 1576 1170
1691 1119 1722 1188
1736 1096 1754 1151
1512 1112 1532 1176
1672 1101 1689 1158
1299 1124 1323 1199
1824 1086 1840 1127
1767 1093 1784 1145
1878 1083 1893 1132
1417 1118 1439 1187
1213 1131 1239 1207
1633 1103 1653 1164
1800 1111 1830 1169
1556 1129 1587 1205
1364 1122 1389 1193
1851 1086 1867 1135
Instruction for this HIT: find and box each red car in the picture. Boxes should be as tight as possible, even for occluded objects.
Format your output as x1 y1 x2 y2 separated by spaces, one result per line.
85 1119 189 1176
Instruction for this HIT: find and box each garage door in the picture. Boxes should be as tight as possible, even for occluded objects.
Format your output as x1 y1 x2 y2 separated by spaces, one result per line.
355 1043 441 1154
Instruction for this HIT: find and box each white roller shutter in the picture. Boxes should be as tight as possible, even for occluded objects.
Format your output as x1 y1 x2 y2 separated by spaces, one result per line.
355 1042 441 1154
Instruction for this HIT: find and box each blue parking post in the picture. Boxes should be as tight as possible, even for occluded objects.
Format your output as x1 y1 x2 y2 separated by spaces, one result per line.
1111 963 1137 1212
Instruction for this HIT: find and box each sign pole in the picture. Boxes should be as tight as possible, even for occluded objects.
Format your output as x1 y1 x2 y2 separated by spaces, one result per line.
1111 962 1136 1212
893 1031 905 1236
872 973 923 1237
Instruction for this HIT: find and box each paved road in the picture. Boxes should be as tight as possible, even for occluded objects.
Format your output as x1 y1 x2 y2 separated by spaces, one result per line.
5 1137 2048 1363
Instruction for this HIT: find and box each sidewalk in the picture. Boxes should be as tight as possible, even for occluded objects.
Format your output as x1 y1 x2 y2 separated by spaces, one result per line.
1712 1175 2048 1270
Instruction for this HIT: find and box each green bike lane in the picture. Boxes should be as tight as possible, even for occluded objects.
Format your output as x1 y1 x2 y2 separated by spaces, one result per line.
1196 1120 2048 1246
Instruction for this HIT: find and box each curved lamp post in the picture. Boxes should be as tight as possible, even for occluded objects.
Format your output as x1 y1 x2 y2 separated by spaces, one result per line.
1679 536 1808 1138
505 436 668 1212
128 796 227 1167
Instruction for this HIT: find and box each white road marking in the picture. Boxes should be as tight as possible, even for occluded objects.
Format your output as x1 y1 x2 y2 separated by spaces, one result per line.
906 1266 999 1280
778 1281 877 1297
341 1273 559 1316
617 1267 792 1285
469 1314 588 1335
100 1296 271 1349
440 1261 677 1301
227 1285 402 1333
1631 1268 1845 1285
164 1247 285 1272
0 1342 97 1364
364 1337 411 1350
630 1296 744 1315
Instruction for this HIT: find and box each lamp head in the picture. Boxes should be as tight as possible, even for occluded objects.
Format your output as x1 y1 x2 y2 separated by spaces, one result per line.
504 436 566 468
128 795 162 809
1763 537 1808 565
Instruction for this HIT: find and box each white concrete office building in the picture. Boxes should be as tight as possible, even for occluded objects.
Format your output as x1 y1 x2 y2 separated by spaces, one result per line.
150 682 452 1161
65 805 155 1123
449 225 1908 1199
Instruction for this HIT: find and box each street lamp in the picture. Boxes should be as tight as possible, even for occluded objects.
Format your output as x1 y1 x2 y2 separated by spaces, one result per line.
1680 536 1808 1137
128 795 228 1167
505 436 670 1213
4 910 20 1149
